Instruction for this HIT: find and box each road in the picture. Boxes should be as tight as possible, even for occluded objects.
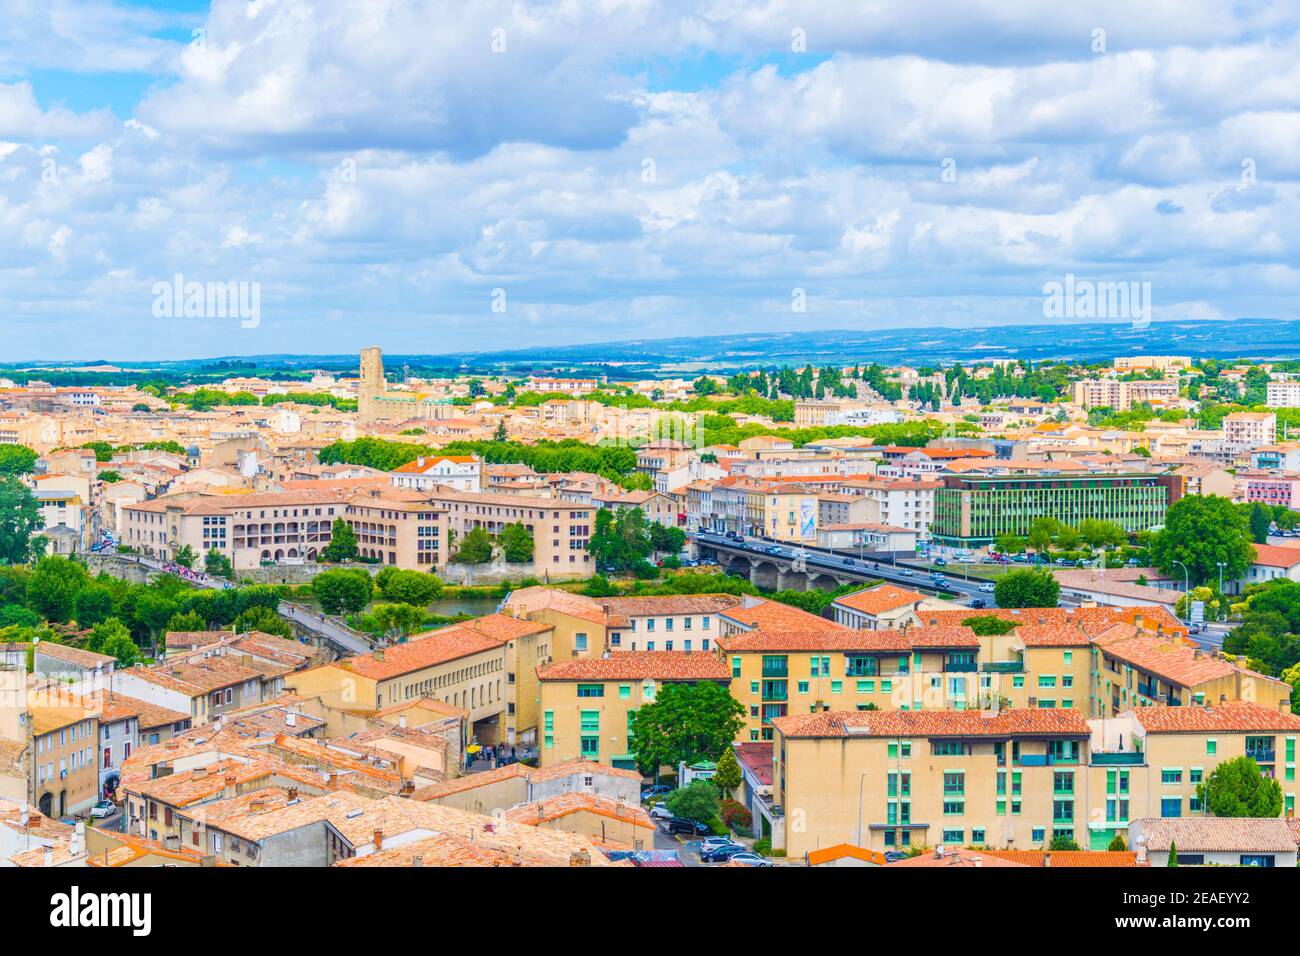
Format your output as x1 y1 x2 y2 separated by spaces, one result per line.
692 531 997 608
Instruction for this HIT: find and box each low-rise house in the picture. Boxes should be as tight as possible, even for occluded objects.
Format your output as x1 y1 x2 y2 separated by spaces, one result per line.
1130 817 1297 867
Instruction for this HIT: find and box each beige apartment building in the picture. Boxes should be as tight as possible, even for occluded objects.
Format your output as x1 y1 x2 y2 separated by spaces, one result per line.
536 651 731 771
1223 411 1277 449
288 615 552 746
29 704 100 819
772 702 1300 858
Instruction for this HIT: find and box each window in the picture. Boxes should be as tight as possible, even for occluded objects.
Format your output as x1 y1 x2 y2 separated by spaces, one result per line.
830 680 843 694
732 657 741 678
618 685 631 701
941 829 963 844
577 684 604 698
1160 797 1181 818
575 633 589 651
971 828 985 845
1161 768 1182 785
1031 827 1045 844
580 711 600 732
1206 739 1216 755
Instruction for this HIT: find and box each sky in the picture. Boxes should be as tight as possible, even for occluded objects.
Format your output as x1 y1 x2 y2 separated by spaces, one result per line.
2 0 1300 360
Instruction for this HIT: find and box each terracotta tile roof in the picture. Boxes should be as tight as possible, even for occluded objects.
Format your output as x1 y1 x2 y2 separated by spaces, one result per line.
1129 702 1300 734
334 832 515 867
1249 543 1300 568
733 744 772 787
902 625 980 649
920 608 1073 628
503 793 654 833
596 594 743 617
28 704 96 736
538 651 731 682
503 586 610 626
1133 817 1296 854
807 843 887 866
1095 632 1240 687
716 628 911 653
34 642 116 669
889 847 1027 867
329 629 504 682
832 583 930 616
1014 625 1093 648
773 707 1091 740
124 656 266 695
529 759 641 784
88 692 190 729
719 598 845 632
980 849 1138 867
409 757 638 802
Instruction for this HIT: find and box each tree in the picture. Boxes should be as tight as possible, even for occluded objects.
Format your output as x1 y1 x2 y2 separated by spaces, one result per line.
1167 842 1178 867
1049 835 1080 851
665 779 721 823
374 567 443 605
312 568 374 615
961 615 1018 636
498 522 534 563
1027 517 1061 555
321 518 359 563
648 523 686 555
493 421 507 442
73 585 115 628
0 445 37 476
712 746 742 798
994 568 1060 609
1107 833 1126 851
1078 518 1127 550
1249 503 1273 544
232 605 293 638
0 477 45 564
132 591 180 644
994 533 1026 555
26 556 88 622
173 544 196 569
204 548 233 579
630 682 744 777
452 526 494 564
86 617 139 667
371 602 426 640
166 610 206 633
1197 755 1283 818
1150 495 1254 587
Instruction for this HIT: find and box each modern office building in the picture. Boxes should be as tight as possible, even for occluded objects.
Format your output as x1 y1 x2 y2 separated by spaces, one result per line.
931 472 1168 547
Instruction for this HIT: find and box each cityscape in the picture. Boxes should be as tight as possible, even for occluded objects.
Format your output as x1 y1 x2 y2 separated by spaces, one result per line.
1 0 1298 932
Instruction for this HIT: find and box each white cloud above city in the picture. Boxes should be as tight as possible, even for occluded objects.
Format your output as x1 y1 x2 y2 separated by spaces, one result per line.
2 0 1299 358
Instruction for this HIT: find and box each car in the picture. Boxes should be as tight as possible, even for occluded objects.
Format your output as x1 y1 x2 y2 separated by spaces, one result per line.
933 557 948 566
897 568 913 576
701 843 748 863
1054 557 1071 565
727 852 773 867
1012 553 1028 562
698 836 741 851
663 817 712 836
979 582 996 592
89 800 116 819
641 784 672 799
1188 622 1203 635
842 557 855 566
649 804 673 820
967 598 987 608
884 851 908 863
1126 558 1140 567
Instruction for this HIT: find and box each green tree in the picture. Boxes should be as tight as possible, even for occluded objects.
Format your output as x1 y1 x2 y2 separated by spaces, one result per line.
452 526 494 564
173 544 196 569
321 518 359 563
86 617 139 667
1197 755 1283 817
232 605 293 638
649 523 686 555
1078 518 1127 550
73 585 115 628
665 779 721 823
1107 833 1126 851
0 444 38 476
204 548 233 579
1027 517 1061 555
1049 835 1080 851
1150 495 1255 587
312 568 374 614
630 682 744 777
994 533 1026 555
1248 503 1273 544
374 567 443 605
1167 842 1178 867
26 556 88 622
166 610 206 633
498 522 535 563
371 602 427 640
712 746 742 798
0 477 46 564
961 615 1018 636
993 568 1060 609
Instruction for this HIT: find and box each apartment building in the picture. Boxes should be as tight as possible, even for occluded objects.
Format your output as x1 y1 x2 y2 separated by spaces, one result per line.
536 651 731 770
28 704 100 819
838 477 939 537
1072 378 1178 411
287 615 552 746
389 454 482 493
1223 411 1277 450
112 656 276 727
1114 356 1191 372
430 487 594 577
1266 380 1300 409
830 583 937 630
595 594 742 653
771 701 1299 858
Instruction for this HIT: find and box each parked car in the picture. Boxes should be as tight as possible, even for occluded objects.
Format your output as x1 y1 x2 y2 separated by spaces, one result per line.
884 851 908 863
664 817 712 836
649 804 673 820
641 784 673 800
727 852 773 867
978 582 996 592
967 598 986 608
698 836 741 852
701 843 748 863
89 800 116 819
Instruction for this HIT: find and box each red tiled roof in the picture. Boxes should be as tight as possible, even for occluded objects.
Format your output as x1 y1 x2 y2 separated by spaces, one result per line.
773 707 1090 740
1129 702 1300 734
832 584 929 616
538 651 730 682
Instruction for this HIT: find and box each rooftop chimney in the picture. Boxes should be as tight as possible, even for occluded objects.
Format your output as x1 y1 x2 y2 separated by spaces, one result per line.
285 711 296 728
374 647 385 662
373 829 383 849
43 846 53 867
411 854 423 867
286 787 298 801
569 848 591 867
398 715 406 729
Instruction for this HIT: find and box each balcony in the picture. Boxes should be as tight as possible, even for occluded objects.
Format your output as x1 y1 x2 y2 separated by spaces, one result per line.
1136 683 1159 699
943 661 978 673
981 661 1024 673
1246 749 1277 764
1090 752 1145 766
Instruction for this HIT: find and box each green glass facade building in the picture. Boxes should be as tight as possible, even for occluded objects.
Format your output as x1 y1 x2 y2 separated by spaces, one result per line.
931 473 1169 547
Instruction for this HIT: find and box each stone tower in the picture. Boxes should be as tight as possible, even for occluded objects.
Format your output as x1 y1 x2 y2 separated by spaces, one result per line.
358 346 385 422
